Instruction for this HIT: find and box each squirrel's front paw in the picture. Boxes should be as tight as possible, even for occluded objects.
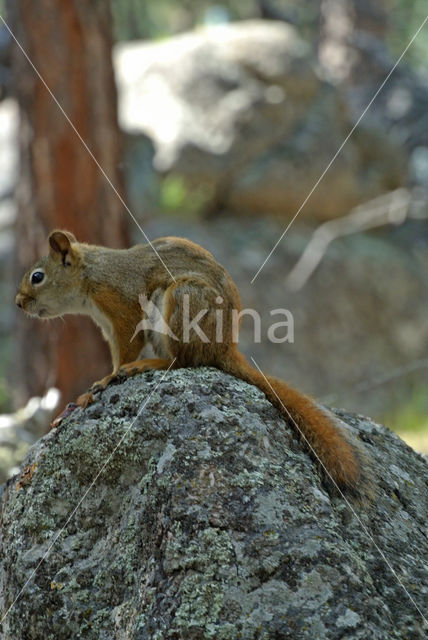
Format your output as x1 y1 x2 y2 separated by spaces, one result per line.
50 402 79 428
76 391 94 409
89 373 117 394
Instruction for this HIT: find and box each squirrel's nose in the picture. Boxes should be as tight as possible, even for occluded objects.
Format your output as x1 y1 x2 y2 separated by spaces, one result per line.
15 293 24 309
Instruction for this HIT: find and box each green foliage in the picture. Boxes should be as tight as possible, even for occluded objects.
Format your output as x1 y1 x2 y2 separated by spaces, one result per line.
159 175 214 216
110 0 257 42
111 0 170 41
110 0 428 74
160 175 188 211
0 377 10 413
388 0 428 70
386 385 428 433
384 385 428 453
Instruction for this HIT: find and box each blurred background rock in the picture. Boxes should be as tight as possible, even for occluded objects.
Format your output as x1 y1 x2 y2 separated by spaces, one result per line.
0 0 427 481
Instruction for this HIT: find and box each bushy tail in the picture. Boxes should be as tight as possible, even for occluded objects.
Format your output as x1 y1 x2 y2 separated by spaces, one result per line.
221 350 363 493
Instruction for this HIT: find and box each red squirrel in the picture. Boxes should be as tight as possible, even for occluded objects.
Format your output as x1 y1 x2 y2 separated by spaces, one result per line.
16 230 371 495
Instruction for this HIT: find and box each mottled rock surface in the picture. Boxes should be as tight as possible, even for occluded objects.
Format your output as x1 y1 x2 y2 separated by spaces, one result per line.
0 368 426 639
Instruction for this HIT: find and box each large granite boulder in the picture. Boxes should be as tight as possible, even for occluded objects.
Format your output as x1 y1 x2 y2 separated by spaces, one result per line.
114 21 405 220
0 368 426 639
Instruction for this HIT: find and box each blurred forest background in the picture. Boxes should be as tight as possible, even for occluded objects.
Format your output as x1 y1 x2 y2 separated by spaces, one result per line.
0 0 427 481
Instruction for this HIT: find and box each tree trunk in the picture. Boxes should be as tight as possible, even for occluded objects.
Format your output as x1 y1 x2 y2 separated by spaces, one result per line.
10 0 129 407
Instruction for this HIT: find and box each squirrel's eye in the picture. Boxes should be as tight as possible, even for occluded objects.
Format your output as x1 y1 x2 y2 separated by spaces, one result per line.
31 271 45 285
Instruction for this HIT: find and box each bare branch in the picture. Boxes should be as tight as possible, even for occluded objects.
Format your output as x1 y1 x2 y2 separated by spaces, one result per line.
285 188 427 291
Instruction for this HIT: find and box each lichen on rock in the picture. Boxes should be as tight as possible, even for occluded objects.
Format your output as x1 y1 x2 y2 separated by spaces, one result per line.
0 367 426 639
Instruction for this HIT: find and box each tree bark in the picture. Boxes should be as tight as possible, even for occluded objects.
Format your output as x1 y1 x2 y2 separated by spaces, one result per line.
10 0 129 407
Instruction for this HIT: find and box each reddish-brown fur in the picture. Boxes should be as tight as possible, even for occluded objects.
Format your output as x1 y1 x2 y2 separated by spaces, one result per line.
16 230 369 494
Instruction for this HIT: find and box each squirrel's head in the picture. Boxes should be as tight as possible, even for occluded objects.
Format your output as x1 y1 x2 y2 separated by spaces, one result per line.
15 230 84 319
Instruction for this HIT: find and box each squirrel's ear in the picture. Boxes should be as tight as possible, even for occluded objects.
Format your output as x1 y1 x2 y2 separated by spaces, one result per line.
48 230 77 265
